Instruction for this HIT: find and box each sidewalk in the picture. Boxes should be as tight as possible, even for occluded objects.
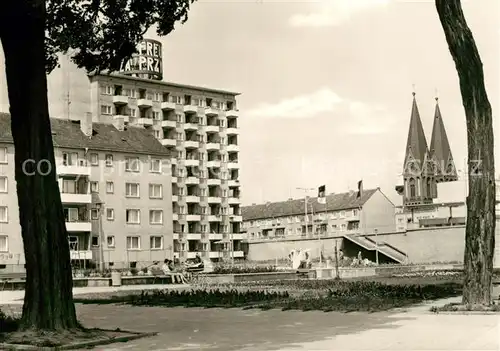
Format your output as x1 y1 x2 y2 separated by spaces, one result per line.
0 284 188 305
279 297 500 351
70 296 497 351
2 291 499 350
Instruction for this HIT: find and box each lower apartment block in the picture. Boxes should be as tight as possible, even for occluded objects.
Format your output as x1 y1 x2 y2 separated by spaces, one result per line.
0 112 173 272
242 188 397 241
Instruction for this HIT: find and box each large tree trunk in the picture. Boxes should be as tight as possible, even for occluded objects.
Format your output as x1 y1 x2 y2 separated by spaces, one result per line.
435 0 496 305
0 1 78 329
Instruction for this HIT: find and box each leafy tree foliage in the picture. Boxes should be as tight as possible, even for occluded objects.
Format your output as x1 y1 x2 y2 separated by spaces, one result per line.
46 0 196 73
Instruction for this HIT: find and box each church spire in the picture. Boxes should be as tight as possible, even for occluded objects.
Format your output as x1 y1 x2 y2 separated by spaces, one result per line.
430 97 458 182
403 92 431 175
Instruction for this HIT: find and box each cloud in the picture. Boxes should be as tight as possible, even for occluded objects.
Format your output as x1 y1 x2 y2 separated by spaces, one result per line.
247 88 343 119
247 87 397 135
289 0 390 27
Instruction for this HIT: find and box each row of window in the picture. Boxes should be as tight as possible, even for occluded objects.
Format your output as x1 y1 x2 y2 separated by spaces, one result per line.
92 208 164 225
166 133 237 145
0 206 165 225
174 206 236 216
176 150 238 161
0 176 7 193
172 168 235 180
70 235 164 251
173 188 232 197
245 209 360 228
250 223 355 238
101 85 234 110
175 224 232 234
0 234 229 254
0 147 7 163
64 152 164 173
101 107 235 125
0 148 166 173
88 182 163 198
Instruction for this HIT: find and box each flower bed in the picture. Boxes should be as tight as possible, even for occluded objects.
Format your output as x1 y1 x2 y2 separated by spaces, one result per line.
210 264 278 275
76 288 290 308
72 278 462 313
392 270 462 278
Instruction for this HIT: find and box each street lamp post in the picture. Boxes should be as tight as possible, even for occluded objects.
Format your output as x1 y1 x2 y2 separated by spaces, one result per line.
93 201 105 273
296 187 315 237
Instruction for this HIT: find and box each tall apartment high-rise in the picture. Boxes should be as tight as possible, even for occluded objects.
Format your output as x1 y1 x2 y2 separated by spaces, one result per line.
86 72 243 262
50 39 244 262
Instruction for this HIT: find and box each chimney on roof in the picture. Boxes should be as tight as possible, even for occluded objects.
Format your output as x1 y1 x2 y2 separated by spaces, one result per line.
113 116 125 131
81 112 93 137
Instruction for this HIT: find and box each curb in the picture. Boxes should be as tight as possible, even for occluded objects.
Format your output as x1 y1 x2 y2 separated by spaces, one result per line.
0 329 157 350
430 311 500 315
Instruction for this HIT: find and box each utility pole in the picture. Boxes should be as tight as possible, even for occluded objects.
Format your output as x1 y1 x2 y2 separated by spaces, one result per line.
296 187 314 237
334 240 340 279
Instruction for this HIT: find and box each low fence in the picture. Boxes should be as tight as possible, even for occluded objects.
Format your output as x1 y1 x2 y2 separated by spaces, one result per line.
1 275 176 291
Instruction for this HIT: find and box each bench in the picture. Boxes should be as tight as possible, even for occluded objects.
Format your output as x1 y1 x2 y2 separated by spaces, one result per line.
296 269 310 278
0 272 26 291
150 268 187 284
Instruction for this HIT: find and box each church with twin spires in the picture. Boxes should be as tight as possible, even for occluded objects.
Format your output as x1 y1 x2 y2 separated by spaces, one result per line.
395 92 458 207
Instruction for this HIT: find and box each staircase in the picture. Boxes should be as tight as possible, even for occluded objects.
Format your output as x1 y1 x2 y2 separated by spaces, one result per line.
343 234 407 264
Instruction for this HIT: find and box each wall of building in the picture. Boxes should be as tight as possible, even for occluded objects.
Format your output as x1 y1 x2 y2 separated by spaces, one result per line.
0 145 173 272
361 189 396 233
246 220 500 265
0 144 24 268
373 226 465 264
246 235 343 262
83 149 173 268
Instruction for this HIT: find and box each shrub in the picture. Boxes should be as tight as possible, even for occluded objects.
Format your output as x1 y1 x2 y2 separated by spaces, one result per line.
0 309 19 335
211 264 277 275
75 288 290 308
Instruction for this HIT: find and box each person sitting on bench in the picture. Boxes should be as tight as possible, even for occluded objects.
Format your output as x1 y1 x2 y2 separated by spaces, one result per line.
161 259 187 284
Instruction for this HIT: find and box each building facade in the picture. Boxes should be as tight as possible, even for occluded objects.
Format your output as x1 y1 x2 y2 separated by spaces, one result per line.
242 188 396 240
83 73 243 262
0 113 172 272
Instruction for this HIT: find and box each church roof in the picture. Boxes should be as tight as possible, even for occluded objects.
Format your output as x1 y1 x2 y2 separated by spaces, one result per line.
430 99 457 180
403 93 431 171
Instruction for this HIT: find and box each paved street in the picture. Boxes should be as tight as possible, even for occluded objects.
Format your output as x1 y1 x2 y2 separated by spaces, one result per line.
76 297 500 350
0 284 187 305
2 290 500 350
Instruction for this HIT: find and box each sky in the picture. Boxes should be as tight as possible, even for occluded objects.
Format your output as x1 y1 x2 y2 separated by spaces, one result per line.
0 0 499 206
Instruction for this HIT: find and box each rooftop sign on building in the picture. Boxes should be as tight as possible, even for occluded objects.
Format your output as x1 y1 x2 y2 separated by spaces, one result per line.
119 39 163 80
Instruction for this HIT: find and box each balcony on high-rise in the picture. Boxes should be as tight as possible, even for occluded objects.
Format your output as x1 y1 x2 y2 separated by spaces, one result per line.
185 152 199 167
183 95 197 114
137 89 153 108
161 111 177 128
59 177 91 204
227 153 239 169
112 85 128 105
184 132 200 149
184 115 199 131
161 93 176 110
64 206 91 232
